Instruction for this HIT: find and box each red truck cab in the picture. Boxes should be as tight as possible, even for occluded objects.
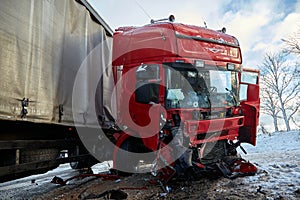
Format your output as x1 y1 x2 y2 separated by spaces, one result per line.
112 17 259 178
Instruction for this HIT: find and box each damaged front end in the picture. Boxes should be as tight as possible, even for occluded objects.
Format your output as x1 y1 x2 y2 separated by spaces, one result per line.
152 134 257 183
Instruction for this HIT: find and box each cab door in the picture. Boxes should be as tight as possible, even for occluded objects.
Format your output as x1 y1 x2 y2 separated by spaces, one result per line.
238 69 260 146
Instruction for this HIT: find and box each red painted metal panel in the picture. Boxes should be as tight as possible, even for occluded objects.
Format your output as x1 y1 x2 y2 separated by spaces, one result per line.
191 134 238 145
184 116 244 134
113 23 177 66
112 22 242 66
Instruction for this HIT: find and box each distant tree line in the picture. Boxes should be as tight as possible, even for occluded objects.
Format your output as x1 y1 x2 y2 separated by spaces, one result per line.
260 29 300 132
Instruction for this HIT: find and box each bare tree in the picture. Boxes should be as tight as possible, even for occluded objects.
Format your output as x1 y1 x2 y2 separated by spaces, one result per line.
282 28 300 54
260 51 300 131
260 84 280 132
258 123 271 135
291 115 300 129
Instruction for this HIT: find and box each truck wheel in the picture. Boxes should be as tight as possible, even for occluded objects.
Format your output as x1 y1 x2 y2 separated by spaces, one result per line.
115 139 140 176
199 140 227 165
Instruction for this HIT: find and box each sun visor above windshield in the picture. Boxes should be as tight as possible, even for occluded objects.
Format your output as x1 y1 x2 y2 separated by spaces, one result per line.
112 23 242 66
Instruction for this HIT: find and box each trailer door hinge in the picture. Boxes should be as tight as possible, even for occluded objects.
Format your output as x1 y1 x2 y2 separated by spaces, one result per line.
20 98 29 118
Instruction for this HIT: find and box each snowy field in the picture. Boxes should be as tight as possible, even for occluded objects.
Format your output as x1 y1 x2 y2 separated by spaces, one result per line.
0 131 299 200
240 131 300 199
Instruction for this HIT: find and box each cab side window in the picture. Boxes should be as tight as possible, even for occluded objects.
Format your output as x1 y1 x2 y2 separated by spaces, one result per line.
240 71 259 101
135 64 160 104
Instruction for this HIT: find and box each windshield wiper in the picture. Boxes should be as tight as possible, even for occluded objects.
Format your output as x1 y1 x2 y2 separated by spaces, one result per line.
225 88 238 106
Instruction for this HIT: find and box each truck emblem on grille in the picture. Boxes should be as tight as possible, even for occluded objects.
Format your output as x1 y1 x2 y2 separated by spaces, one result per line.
206 47 222 53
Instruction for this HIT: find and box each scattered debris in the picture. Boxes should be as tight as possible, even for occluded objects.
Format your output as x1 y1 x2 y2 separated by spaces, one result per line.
256 186 266 195
215 159 257 180
160 193 168 197
51 173 120 186
79 189 128 200
165 185 172 193
119 187 147 190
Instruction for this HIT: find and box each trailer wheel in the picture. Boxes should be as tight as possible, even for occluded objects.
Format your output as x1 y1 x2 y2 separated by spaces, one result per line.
69 147 96 169
70 160 86 169
70 158 97 170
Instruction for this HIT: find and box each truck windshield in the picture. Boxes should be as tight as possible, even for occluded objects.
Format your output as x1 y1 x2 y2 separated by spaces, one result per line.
164 63 238 109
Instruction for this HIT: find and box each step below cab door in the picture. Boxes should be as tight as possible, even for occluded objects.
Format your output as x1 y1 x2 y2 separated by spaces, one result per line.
238 69 260 146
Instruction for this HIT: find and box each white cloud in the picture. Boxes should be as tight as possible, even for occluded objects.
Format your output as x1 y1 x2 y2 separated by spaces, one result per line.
88 0 299 69
223 11 271 50
272 12 300 41
88 0 300 129
212 1 300 68
296 0 300 12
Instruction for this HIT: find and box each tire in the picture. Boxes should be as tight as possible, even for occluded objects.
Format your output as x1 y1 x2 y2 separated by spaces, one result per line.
199 140 227 165
70 158 97 169
115 138 145 176
70 160 86 169
69 147 96 169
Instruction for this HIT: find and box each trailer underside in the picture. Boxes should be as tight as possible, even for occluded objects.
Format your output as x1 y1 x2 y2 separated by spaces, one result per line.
0 120 98 182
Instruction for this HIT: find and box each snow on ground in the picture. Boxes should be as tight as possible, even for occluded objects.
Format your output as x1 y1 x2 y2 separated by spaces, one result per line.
242 130 300 153
1 131 299 200
239 130 300 199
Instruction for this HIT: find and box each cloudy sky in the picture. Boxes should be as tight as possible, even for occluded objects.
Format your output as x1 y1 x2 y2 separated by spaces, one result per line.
88 0 300 70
